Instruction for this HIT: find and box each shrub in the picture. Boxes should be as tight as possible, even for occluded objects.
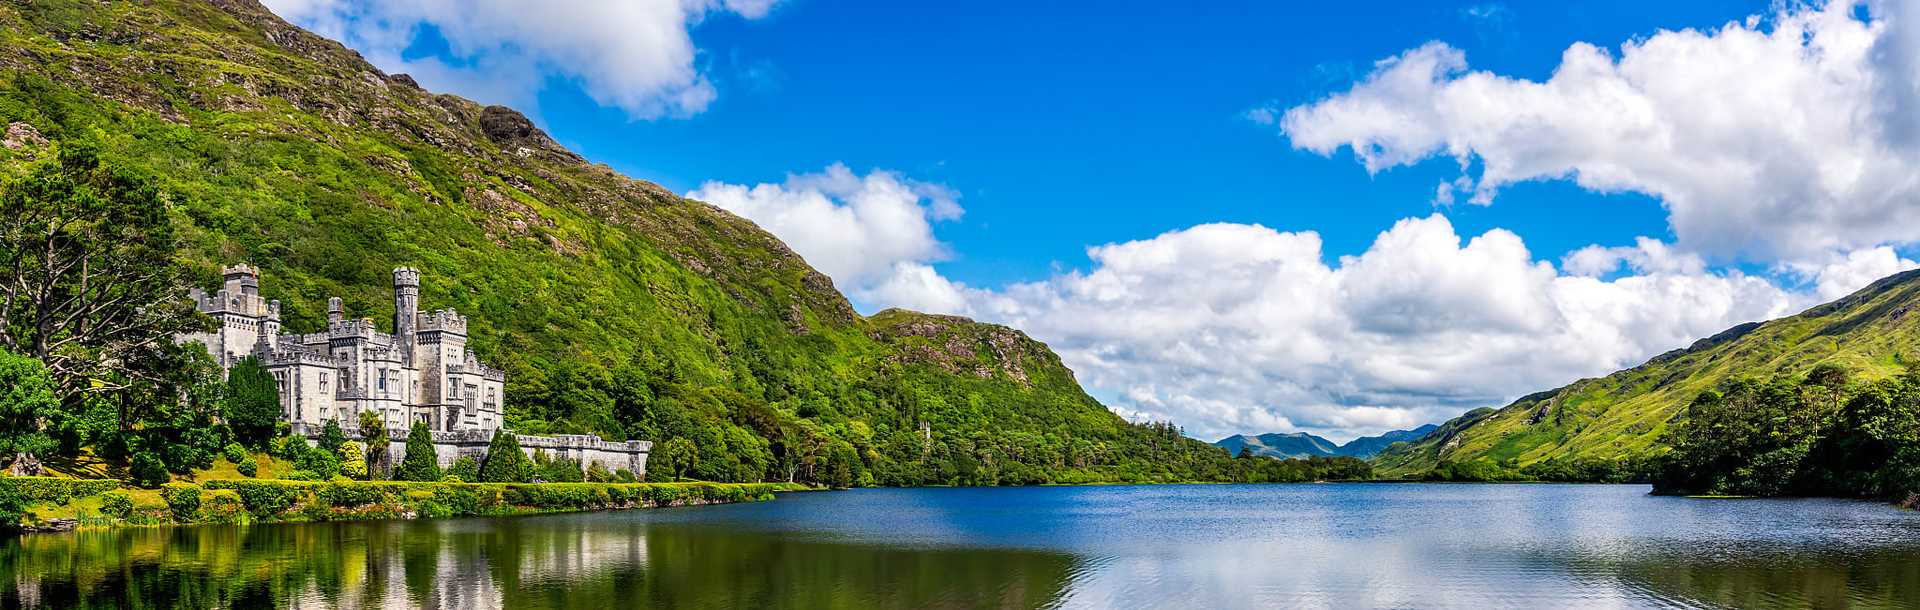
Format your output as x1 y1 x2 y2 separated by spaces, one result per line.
446 456 480 483
210 480 302 516
201 489 245 523
227 357 280 446
222 443 247 465
161 483 202 522
615 469 638 483
237 455 260 477
586 462 612 483
0 479 21 529
283 470 321 481
296 443 342 479
100 491 134 518
130 452 170 488
339 441 368 479
316 481 384 507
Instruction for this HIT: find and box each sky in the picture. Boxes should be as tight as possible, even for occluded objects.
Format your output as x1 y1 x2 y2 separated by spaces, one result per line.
263 0 1920 443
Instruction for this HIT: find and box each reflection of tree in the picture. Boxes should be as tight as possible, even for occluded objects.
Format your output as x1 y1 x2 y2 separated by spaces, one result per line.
0 516 1079 609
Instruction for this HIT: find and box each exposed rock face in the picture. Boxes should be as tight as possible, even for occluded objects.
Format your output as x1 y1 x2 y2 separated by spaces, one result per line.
2 122 45 150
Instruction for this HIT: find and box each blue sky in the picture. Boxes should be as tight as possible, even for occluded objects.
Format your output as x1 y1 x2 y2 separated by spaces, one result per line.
268 0 1920 441
532 1 1758 286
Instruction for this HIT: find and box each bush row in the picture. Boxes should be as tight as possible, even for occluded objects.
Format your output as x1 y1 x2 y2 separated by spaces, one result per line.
191 480 798 522
2 476 123 504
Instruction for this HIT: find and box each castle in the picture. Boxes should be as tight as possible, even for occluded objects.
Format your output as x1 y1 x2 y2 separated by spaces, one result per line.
184 264 505 435
182 265 649 474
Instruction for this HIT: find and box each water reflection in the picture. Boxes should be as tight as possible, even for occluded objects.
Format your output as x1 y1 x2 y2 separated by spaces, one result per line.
2 485 1917 609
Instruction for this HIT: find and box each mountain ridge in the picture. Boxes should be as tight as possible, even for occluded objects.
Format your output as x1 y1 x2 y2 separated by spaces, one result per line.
1215 424 1439 459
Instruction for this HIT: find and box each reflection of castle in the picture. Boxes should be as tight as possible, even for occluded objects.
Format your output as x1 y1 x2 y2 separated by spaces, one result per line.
184 264 505 434
182 265 650 474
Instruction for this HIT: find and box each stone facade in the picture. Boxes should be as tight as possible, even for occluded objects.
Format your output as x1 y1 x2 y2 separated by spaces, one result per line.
181 264 649 475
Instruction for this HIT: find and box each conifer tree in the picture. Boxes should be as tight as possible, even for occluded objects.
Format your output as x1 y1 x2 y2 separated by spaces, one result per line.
479 429 532 483
395 421 440 481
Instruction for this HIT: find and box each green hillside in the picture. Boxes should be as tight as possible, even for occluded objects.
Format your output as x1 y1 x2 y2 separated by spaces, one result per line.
0 0 1252 486
1376 269 1920 477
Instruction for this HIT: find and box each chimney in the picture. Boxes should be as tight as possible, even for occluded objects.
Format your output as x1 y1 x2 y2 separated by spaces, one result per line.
327 297 344 324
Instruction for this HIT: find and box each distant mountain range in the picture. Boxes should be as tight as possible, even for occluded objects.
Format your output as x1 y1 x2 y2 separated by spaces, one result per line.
1214 424 1440 459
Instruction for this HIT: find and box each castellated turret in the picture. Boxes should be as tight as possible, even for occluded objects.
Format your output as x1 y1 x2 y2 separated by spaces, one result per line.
393 267 420 367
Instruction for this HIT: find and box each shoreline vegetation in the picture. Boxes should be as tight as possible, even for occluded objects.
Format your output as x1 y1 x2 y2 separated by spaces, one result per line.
3 475 807 532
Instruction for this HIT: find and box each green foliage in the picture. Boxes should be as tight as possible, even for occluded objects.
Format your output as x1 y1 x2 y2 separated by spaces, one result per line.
294 439 341 479
479 430 532 483
650 437 695 482
200 489 245 523
129 452 169 488
236 455 259 478
201 479 797 521
161 482 201 521
339 441 367 479
357 410 389 477
531 450 585 483
1653 366 1920 500
585 461 612 483
221 443 247 465
316 419 347 455
0 348 57 458
395 422 440 482
225 357 280 447
0 478 20 529
0 476 119 504
446 456 480 484
99 491 133 518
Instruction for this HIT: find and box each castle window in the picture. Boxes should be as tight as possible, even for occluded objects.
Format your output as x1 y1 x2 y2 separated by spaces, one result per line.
319 372 328 392
448 378 458 397
378 370 388 391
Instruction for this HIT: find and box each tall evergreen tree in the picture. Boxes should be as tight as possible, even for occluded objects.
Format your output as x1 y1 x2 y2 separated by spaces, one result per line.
479 429 532 483
395 421 440 481
225 356 279 447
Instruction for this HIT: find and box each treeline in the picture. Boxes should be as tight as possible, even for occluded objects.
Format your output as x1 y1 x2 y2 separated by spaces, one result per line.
1421 457 1646 483
1651 364 1920 502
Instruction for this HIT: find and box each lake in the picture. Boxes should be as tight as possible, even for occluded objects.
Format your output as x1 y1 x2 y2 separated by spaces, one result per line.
3 483 1918 609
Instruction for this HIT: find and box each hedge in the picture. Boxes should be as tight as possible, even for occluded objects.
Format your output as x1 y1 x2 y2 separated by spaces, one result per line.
199 480 798 522
2 476 122 505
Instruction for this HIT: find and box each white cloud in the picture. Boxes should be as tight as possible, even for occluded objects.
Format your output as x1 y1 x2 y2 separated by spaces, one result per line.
261 0 781 118
1793 246 1920 300
686 165 970 311
1272 0 1920 266
966 215 1803 442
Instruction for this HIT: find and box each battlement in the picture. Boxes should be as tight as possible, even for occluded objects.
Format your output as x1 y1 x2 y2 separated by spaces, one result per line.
392 266 421 287
418 308 469 334
265 347 340 367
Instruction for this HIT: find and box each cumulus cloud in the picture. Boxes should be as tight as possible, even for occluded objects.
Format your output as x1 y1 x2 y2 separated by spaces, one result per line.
967 216 1800 441
1272 0 1920 267
686 165 970 311
261 0 781 118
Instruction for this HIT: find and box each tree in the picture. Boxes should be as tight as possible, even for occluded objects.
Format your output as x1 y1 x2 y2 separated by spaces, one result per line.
357 410 389 478
0 347 57 460
0 141 208 403
316 419 347 455
395 421 440 482
445 456 480 482
225 357 279 447
649 437 696 482
478 429 532 483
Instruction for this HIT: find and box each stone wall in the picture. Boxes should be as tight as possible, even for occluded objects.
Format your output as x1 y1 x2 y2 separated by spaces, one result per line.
339 427 651 478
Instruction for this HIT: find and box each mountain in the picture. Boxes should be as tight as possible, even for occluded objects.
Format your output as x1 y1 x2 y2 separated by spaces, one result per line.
0 0 1243 486
1215 424 1439 459
1216 432 1340 460
1375 269 1920 477
1335 424 1439 458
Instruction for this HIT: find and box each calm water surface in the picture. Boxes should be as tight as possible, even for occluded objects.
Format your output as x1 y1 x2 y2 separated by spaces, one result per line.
3 484 1918 609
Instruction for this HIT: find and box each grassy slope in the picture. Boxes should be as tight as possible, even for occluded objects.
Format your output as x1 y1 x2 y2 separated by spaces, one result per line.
1375 270 1920 476
0 0 1234 483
